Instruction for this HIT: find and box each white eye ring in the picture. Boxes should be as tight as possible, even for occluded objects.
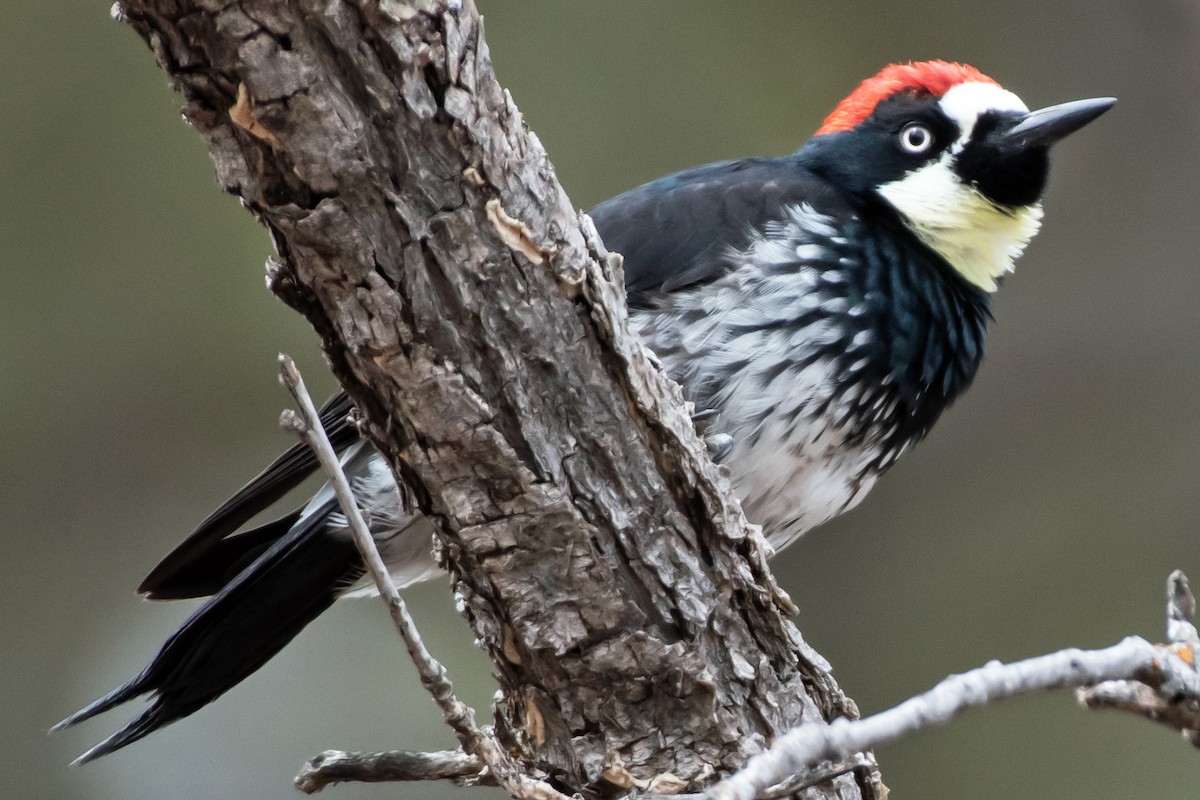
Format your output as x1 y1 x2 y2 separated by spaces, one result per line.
899 122 934 154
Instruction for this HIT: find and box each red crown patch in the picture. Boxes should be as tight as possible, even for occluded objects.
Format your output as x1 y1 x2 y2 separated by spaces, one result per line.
816 60 999 136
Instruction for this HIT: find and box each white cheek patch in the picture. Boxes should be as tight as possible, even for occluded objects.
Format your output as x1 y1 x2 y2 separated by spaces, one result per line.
877 155 1043 293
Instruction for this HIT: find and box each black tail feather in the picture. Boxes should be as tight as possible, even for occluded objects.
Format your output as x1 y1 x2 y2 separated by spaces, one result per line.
55 498 365 761
140 509 304 600
70 700 172 765
49 672 153 735
138 391 358 598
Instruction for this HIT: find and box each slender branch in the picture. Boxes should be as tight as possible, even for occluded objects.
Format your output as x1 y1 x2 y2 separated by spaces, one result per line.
1166 570 1199 651
293 750 875 799
294 749 489 794
1078 570 1200 744
636 754 876 800
748 754 879 800
278 355 569 800
706 571 1200 800
1079 681 1200 746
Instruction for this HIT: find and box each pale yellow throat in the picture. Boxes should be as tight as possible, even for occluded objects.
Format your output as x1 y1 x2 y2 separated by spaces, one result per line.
877 159 1044 293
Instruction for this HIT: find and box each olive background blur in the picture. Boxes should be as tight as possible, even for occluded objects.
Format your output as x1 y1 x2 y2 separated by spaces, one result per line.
5 2 1199 798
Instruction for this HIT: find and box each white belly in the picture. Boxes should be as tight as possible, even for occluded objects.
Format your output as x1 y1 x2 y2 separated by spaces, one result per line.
709 355 885 550
727 412 880 550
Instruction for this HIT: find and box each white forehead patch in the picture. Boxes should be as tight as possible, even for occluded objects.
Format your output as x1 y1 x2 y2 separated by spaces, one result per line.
939 81 1028 145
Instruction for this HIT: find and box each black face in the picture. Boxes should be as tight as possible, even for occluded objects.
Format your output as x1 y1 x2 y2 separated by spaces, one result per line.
954 111 1049 207
798 92 1051 209
800 94 957 197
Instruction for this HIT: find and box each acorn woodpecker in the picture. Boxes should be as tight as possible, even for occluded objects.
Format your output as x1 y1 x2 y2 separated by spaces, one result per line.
55 61 1114 762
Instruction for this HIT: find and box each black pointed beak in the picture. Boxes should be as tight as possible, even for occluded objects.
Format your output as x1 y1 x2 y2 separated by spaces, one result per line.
997 97 1117 149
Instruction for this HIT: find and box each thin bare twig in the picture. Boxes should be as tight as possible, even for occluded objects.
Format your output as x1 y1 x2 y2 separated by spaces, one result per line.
294 748 489 794
1079 680 1200 746
279 356 1200 800
278 354 570 800
706 571 1200 800
636 754 876 800
1078 570 1200 745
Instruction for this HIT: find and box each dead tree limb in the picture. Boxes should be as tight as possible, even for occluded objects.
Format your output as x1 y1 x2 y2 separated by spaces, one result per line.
708 571 1200 800
113 1 877 798
281 354 569 800
294 748 489 794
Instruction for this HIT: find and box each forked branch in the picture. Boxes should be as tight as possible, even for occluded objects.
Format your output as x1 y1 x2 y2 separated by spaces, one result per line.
706 571 1200 800
280 355 567 800
281 381 1200 800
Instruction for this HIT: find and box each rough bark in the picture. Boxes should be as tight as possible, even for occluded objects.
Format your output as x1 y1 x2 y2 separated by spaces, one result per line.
114 1 879 797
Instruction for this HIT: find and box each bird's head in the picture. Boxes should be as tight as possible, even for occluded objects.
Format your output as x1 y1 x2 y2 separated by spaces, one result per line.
799 60 1114 292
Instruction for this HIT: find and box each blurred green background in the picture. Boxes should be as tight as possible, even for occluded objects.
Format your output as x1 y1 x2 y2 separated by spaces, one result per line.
5 1 1199 798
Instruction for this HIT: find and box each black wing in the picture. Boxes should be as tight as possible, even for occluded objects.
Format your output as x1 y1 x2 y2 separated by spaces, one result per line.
137 391 358 600
139 157 834 599
588 155 845 306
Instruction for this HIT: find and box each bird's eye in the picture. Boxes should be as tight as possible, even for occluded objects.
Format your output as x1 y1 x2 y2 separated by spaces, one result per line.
898 122 934 154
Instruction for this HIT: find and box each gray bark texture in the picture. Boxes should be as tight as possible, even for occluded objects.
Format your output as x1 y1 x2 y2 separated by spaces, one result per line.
115 1 882 797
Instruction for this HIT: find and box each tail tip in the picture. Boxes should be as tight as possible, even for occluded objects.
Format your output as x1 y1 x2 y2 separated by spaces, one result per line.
65 727 141 766
70 744 107 767
49 712 82 735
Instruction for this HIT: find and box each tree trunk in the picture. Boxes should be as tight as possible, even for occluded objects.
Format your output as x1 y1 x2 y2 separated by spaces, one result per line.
114 1 880 797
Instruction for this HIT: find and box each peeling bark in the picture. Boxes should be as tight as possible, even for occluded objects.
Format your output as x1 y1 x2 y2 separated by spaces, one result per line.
114 1 880 797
